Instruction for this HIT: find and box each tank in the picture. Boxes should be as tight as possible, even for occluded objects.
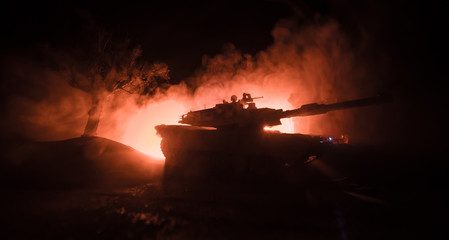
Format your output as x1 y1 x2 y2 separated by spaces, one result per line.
156 93 391 192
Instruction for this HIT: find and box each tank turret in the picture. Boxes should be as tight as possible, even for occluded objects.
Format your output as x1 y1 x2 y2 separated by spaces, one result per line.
179 93 391 130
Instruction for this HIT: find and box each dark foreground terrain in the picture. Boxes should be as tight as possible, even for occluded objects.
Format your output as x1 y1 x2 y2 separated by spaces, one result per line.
0 137 446 239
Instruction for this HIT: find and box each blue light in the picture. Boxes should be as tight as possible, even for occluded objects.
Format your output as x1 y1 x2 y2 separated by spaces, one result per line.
328 137 333 142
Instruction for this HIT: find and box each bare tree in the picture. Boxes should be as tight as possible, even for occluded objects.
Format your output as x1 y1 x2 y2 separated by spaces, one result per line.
70 31 169 136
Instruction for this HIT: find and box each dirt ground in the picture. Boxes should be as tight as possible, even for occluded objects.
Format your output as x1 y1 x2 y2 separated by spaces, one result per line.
0 138 445 239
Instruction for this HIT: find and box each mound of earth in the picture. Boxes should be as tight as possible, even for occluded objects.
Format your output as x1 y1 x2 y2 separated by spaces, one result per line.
1 136 164 190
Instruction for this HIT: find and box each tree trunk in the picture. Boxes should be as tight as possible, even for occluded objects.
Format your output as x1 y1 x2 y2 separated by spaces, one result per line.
82 94 104 137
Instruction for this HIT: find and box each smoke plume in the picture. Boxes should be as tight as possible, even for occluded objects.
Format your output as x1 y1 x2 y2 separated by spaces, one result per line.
1 16 388 160
188 18 384 137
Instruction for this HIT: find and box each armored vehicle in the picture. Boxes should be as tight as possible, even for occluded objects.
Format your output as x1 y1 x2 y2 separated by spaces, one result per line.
156 93 390 191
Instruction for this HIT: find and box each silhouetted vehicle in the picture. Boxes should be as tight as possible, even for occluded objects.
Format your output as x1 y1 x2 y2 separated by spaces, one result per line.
156 93 390 191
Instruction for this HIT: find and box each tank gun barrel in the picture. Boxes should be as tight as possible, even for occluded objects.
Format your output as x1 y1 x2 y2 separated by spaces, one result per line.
175 92 391 130
281 94 391 119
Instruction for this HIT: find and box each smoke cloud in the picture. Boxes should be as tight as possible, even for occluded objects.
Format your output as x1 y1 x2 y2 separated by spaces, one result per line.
1 15 389 161
186 18 385 138
1 55 90 140
110 17 390 157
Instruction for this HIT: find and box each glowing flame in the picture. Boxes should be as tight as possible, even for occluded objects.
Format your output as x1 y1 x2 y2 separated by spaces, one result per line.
257 96 295 133
264 118 295 133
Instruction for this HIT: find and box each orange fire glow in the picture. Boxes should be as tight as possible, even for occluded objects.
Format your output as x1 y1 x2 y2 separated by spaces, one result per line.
4 18 374 162
264 119 295 133
115 99 186 159
95 20 361 159
103 86 302 160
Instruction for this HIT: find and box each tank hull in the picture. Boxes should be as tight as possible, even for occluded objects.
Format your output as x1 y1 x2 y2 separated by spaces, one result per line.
156 125 330 191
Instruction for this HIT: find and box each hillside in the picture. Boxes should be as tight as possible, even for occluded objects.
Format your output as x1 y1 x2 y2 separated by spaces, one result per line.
1 136 164 190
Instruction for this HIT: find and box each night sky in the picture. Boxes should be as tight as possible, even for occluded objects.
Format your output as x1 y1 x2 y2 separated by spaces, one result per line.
1 0 444 81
